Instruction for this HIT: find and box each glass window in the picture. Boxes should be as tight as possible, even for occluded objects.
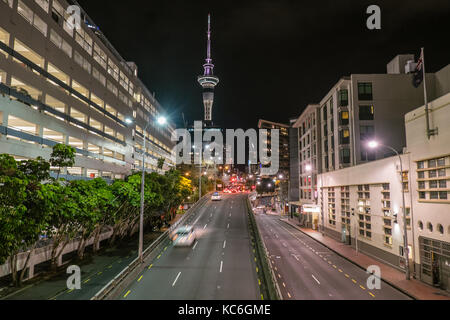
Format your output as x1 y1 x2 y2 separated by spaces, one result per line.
417 161 424 169
359 105 374 120
429 170 437 178
438 169 446 177
93 43 107 69
108 60 119 81
3 0 13 8
428 159 437 168
418 171 425 179
439 192 448 200
35 0 49 12
429 181 438 189
439 180 447 189
338 89 348 106
437 158 445 167
358 82 373 100
32 14 47 36
360 125 374 142
18 1 33 23
340 111 349 125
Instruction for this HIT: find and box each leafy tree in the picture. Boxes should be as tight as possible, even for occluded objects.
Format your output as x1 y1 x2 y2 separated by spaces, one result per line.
50 144 75 179
18 157 50 183
157 157 165 170
0 154 50 286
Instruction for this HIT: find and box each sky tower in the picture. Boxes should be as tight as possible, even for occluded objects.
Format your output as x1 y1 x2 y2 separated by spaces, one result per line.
198 14 219 126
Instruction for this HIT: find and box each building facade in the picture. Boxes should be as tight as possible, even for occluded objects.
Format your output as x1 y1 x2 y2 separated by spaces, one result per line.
290 55 450 228
317 91 450 291
0 0 175 180
257 119 290 179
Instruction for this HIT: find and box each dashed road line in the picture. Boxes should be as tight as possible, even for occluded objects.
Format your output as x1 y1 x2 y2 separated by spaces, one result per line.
312 275 321 285
172 272 182 287
124 290 131 298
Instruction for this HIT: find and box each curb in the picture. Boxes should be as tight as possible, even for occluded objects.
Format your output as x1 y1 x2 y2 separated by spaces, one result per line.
279 219 419 300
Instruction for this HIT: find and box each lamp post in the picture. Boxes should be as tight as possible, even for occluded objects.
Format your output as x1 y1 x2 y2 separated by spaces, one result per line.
137 116 167 263
368 141 410 280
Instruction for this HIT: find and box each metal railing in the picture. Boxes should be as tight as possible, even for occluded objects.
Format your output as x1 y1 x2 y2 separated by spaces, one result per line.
246 197 282 300
90 193 211 300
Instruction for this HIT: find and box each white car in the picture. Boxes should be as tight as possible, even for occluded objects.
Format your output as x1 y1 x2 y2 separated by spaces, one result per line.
173 226 196 247
211 192 221 201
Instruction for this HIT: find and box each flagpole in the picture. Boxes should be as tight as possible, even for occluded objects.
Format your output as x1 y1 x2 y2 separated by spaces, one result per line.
421 47 432 139
421 47 439 139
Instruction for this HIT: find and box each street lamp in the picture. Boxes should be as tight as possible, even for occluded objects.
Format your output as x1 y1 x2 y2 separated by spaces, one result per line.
138 115 167 263
368 140 410 280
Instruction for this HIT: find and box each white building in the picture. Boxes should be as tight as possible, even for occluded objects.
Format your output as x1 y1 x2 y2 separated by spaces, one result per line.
318 92 450 291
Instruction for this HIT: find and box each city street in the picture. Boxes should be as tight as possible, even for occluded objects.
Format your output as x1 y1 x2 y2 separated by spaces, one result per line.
120 194 260 300
255 213 411 300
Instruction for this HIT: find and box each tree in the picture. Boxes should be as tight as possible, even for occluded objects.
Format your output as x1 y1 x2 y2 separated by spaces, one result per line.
49 144 75 179
157 158 165 170
0 154 50 286
18 157 50 183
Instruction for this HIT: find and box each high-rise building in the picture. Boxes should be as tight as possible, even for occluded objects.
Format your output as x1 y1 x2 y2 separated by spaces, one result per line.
197 14 219 127
257 119 290 179
0 0 176 180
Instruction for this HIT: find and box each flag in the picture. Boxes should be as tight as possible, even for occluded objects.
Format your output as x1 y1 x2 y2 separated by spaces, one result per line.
413 51 424 88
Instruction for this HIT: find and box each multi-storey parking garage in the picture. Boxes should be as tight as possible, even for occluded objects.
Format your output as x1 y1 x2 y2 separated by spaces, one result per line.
0 0 175 179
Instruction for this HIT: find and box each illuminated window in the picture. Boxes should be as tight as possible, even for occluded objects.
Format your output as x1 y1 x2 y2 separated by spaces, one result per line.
35 0 49 12
93 43 107 69
45 95 65 121
68 136 83 150
70 107 86 125
13 39 44 71
0 27 9 57
107 59 119 81
47 63 69 87
75 27 93 55
43 128 64 143
92 68 106 86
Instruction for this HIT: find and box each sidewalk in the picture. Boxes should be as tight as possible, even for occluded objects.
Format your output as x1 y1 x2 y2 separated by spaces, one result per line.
281 218 450 300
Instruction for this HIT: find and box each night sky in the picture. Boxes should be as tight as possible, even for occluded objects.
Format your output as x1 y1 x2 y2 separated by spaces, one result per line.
77 0 450 130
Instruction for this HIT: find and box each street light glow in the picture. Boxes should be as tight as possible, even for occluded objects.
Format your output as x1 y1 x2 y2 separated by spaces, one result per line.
125 117 133 124
305 164 312 172
157 116 167 125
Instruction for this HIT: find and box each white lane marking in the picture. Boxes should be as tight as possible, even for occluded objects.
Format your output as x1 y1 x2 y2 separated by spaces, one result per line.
282 242 287 248
204 224 207 229
312 275 321 285
229 213 232 217
220 261 223 273
172 272 181 287
193 241 198 250
227 224 230 229
292 254 300 261
223 240 227 249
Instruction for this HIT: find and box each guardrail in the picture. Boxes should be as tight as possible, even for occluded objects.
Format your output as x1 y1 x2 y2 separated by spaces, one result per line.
246 198 282 300
90 194 211 300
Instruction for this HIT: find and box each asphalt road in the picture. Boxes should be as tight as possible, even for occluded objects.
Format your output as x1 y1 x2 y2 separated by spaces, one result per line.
120 194 261 300
255 213 412 300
